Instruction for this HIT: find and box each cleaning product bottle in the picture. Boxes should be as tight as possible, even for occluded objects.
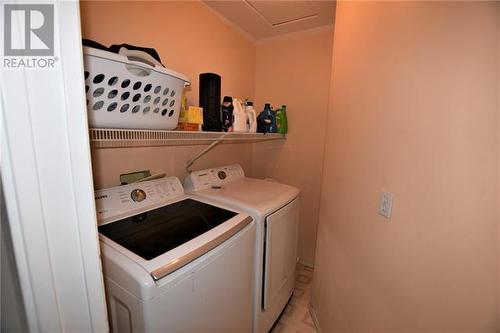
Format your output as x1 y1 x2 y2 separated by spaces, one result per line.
246 101 257 133
232 98 248 132
280 105 288 134
257 103 277 133
221 96 234 132
275 106 282 132
270 106 278 133
276 104 288 134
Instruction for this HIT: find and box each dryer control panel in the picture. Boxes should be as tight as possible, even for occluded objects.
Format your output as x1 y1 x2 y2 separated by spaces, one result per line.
95 177 184 224
184 164 245 192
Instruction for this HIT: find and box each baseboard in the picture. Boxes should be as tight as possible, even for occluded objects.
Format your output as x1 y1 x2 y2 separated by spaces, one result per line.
298 258 314 268
308 303 321 333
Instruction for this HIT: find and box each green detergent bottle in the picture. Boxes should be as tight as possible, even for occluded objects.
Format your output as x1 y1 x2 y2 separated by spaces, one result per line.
276 105 288 134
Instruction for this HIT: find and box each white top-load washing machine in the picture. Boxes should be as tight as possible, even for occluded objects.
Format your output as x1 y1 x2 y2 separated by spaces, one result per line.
184 164 300 333
95 176 256 333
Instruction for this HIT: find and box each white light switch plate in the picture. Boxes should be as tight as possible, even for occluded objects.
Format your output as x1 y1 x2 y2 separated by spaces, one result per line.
379 191 394 219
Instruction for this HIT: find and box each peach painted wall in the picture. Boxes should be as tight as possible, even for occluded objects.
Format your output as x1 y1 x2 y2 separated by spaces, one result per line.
498 4 500 328
312 1 499 332
253 26 334 265
91 144 253 189
79 1 256 188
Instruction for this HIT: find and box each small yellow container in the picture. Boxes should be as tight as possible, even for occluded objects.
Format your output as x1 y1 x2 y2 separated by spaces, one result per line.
179 106 203 124
177 106 203 131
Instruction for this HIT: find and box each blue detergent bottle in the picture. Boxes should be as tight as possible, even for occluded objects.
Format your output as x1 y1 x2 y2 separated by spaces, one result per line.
257 103 277 133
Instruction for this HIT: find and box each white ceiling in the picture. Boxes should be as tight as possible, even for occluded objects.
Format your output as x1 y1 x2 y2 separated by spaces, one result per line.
203 1 336 40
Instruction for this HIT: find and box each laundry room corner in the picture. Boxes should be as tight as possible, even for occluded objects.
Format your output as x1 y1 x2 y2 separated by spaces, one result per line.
80 0 334 269
252 25 335 266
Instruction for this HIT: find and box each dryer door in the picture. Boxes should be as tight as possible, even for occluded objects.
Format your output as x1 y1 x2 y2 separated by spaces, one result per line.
262 197 299 310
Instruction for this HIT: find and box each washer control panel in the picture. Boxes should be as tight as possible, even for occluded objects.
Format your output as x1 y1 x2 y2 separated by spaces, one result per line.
95 176 184 223
184 164 245 192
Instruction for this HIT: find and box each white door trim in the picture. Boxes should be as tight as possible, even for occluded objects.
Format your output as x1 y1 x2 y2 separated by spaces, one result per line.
0 0 108 331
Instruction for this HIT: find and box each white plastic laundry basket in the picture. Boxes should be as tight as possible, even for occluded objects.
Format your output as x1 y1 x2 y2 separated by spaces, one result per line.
83 46 190 130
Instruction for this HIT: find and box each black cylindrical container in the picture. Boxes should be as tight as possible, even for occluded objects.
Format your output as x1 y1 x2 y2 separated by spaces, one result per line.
199 73 222 131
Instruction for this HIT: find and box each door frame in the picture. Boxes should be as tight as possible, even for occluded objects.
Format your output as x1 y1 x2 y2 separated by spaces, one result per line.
0 1 108 331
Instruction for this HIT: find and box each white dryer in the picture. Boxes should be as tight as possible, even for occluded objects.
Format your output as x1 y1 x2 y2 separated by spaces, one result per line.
184 164 300 333
95 176 255 333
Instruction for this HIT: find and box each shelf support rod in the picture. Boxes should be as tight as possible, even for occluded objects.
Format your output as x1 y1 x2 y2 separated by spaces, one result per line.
185 132 230 174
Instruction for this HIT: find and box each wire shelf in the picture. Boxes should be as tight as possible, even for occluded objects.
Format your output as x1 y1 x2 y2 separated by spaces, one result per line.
89 128 286 148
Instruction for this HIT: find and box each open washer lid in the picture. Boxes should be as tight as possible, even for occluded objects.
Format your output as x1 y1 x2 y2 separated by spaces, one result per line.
99 198 238 261
95 178 252 282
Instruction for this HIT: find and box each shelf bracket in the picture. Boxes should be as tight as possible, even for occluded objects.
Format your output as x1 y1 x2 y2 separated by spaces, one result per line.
185 132 230 174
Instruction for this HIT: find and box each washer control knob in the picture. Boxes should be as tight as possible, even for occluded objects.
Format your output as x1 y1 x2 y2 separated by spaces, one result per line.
217 171 227 180
130 189 146 202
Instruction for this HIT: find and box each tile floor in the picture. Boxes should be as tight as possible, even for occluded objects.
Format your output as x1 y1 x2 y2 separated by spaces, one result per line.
271 263 317 333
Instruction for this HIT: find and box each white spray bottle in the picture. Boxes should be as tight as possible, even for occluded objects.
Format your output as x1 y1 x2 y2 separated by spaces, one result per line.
232 98 248 132
246 101 257 133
